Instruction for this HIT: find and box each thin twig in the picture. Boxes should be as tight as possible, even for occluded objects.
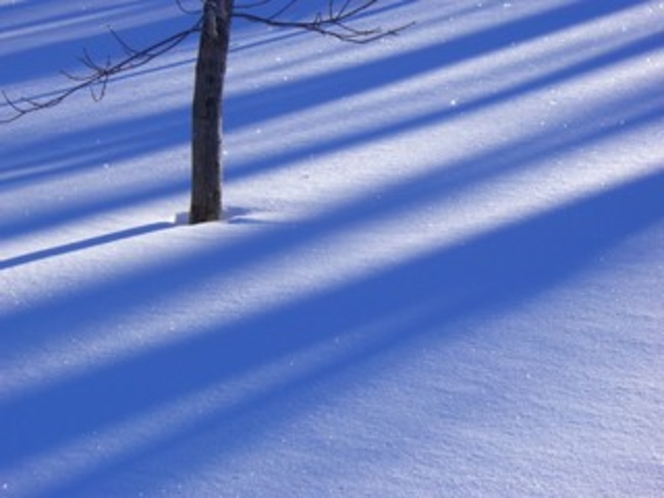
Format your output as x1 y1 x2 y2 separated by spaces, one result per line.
1 0 412 123
1 23 200 123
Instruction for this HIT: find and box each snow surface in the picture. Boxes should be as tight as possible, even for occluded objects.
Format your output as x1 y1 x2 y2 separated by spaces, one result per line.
1 0 663 496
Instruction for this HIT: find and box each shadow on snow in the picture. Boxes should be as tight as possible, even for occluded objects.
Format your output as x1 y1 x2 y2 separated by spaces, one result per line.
0 0 662 494
0 167 662 495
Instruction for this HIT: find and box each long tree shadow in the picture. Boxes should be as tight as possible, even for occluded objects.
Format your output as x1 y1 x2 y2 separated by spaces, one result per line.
0 106 188 186
226 0 650 131
227 29 664 183
0 222 172 270
1 0 662 493
2 167 662 495
1 78 660 381
2 0 653 248
0 0 658 386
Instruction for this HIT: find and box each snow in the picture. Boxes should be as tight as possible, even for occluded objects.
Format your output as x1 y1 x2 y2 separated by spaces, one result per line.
1 0 663 496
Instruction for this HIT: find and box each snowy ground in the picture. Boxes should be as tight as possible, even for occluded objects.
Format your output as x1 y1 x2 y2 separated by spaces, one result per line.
1 0 663 496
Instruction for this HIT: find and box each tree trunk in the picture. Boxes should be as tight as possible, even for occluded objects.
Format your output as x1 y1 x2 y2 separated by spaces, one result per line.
189 0 233 224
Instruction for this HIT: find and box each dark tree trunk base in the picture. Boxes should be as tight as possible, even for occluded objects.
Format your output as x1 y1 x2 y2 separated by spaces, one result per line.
189 197 221 224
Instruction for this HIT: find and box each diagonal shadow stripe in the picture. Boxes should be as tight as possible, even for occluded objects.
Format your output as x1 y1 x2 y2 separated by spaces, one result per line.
0 222 173 270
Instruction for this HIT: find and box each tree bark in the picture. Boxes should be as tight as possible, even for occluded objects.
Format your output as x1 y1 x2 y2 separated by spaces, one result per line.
189 0 233 224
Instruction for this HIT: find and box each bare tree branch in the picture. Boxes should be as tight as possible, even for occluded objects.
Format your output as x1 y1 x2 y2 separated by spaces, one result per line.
234 0 412 43
1 0 411 123
1 23 200 123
